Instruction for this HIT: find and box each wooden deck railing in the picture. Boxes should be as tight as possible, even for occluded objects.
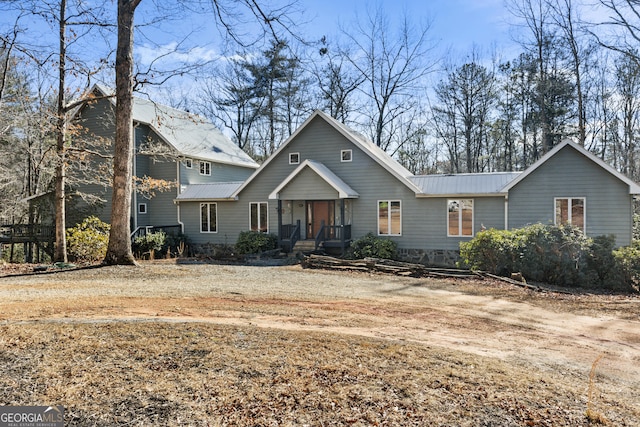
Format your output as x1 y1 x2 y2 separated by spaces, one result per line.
0 224 55 243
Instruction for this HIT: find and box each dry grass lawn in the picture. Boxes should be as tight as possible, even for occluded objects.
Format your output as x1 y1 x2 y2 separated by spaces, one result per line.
0 260 639 426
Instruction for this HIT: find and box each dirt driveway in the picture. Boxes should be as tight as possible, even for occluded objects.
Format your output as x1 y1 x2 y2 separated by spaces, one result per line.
1 261 639 424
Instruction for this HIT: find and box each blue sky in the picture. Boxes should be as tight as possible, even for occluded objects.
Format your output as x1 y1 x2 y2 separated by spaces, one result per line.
134 0 517 73
303 0 513 53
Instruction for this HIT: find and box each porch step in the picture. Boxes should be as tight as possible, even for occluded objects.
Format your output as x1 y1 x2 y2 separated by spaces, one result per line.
291 240 320 253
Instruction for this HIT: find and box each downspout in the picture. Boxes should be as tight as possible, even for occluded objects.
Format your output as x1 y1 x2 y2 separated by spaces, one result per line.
176 161 184 233
132 125 138 231
504 194 509 230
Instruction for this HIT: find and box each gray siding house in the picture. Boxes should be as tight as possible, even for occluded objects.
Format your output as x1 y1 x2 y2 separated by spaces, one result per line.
174 110 640 264
73 85 259 233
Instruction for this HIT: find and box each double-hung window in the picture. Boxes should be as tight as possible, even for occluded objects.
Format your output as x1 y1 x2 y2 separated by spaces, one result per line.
250 202 268 233
200 203 217 233
448 199 474 237
555 197 585 230
200 161 211 176
378 200 401 235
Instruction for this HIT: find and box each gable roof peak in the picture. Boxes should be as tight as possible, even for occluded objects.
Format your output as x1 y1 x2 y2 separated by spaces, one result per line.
84 84 258 168
501 138 640 194
233 110 422 197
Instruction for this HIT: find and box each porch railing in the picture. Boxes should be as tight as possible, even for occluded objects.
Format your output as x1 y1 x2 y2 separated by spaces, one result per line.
131 224 182 241
280 220 301 252
315 223 352 251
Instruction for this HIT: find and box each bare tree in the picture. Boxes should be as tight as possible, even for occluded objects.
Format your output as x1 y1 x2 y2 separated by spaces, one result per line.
595 0 640 66
1 0 113 262
104 0 301 265
312 37 364 123
433 58 497 173
198 56 263 151
549 0 593 145
341 5 436 152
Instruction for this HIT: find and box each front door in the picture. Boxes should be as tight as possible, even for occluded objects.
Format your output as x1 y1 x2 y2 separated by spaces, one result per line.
307 201 335 239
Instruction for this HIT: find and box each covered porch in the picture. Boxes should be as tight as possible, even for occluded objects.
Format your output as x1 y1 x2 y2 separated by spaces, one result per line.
269 159 359 255
277 199 353 255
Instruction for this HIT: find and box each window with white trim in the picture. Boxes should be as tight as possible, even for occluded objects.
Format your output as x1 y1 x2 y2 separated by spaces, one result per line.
250 202 269 233
200 161 211 176
555 197 585 230
448 199 474 237
289 152 300 165
378 200 401 236
200 203 217 233
184 158 193 169
341 149 352 162
138 203 147 214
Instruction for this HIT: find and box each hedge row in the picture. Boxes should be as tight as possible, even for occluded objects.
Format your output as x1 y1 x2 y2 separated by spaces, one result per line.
459 223 639 291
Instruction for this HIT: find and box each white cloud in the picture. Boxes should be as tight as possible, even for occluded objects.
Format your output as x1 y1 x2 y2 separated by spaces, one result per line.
136 42 220 67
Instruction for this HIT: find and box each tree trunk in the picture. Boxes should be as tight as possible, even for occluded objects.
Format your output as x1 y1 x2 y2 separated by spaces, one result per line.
54 0 68 263
104 0 141 265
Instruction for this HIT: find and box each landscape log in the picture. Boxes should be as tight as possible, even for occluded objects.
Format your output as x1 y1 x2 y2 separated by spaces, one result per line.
302 254 482 279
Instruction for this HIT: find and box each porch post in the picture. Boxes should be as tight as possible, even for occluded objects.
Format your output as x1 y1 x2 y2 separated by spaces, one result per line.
277 199 283 248
340 199 346 255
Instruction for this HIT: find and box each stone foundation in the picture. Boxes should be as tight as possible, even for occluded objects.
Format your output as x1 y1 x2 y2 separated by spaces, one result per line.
190 243 235 258
191 243 461 268
397 248 461 267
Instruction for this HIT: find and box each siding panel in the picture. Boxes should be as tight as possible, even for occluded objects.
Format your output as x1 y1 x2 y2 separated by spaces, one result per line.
508 146 632 246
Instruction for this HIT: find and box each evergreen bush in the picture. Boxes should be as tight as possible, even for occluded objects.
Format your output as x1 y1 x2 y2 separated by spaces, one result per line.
613 242 640 291
133 231 166 259
235 231 278 254
348 232 398 260
66 216 110 262
460 223 637 291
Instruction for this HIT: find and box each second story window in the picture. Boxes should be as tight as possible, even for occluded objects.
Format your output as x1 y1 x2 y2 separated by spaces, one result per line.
200 161 211 176
184 158 193 169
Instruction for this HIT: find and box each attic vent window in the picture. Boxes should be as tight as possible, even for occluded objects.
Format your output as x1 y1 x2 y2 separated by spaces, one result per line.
341 149 352 162
289 152 300 165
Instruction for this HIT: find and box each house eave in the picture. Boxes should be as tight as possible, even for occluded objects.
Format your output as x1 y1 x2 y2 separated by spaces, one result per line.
174 197 238 204
415 192 508 198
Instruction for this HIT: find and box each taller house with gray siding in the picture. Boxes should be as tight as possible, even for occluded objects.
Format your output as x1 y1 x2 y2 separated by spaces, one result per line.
73 85 259 233
174 110 640 264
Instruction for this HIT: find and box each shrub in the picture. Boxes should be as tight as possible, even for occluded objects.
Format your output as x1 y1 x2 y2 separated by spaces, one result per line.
66 216 110 262
235 231 278 255
517 223 592 286
348 232 398 260
613 242 640 291
459 228 523 275
459 223 636 290
133 231 166 259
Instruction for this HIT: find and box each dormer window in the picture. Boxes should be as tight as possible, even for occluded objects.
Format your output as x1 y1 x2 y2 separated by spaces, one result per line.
200 161 211 176
341 149 352 162
289 152 300 165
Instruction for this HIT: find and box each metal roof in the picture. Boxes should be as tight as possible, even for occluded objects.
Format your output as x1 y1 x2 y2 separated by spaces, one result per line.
410 172 522 196
93 84 258 169
175 182 244 201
